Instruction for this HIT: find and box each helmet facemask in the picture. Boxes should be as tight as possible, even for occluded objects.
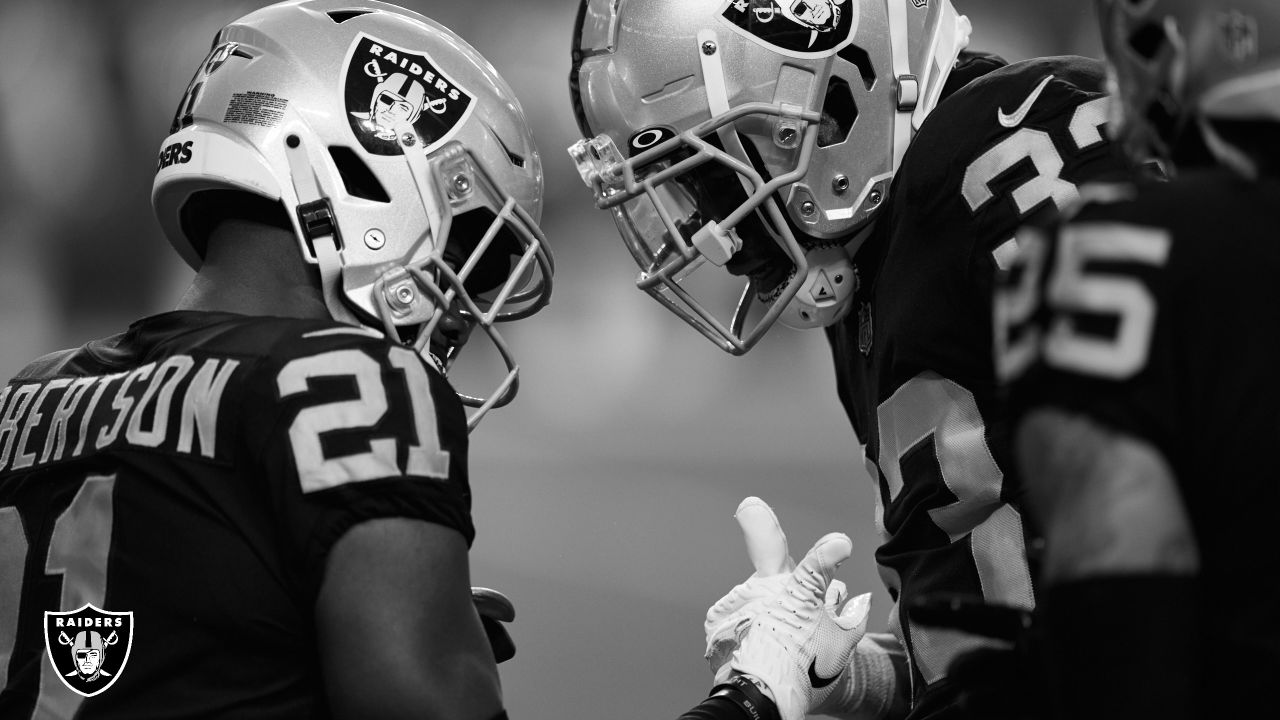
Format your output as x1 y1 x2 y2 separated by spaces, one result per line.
286 130 552 430
572 101 824 354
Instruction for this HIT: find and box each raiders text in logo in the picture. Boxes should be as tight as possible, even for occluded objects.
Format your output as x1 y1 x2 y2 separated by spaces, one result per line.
44 604 134 698
719 0 859 57
344 33 475 156
156 140 194 171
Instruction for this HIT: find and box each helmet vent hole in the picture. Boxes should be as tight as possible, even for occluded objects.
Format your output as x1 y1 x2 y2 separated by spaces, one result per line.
817 77 857 148
1127 23 1167 61
838 45 877 91
488 127 527 168
327 10 372 24
328 146 391 203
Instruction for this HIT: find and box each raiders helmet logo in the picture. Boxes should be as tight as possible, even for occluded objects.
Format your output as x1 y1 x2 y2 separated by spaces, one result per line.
43 604 134 698
719 0 859 57
343 33 476 156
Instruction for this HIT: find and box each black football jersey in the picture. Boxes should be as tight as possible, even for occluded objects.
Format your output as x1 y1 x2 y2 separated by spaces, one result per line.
0 311 472 719
824 56 1131 706
1002 168 1280 715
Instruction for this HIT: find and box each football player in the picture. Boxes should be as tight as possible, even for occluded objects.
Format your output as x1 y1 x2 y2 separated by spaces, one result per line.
998 1 1280 718
0 1 551 718
568 1 1131 718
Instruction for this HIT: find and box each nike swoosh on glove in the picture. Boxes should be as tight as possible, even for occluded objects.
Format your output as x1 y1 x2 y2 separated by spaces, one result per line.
728 531 872 720
704 497 848 685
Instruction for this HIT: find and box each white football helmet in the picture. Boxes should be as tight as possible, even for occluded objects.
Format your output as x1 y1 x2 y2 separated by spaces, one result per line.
152 0 553 428
568 0 970 354
1097 0 1280 174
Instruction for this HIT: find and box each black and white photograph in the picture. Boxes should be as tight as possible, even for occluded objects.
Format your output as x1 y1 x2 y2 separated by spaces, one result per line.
1 1 1276 718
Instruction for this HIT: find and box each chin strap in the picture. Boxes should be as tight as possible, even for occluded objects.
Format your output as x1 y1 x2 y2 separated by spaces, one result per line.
913 1 972 132
887 0 972 173
283 132 368 330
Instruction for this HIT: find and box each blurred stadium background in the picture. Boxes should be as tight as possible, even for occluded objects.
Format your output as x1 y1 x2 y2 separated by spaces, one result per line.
0 1 1099 717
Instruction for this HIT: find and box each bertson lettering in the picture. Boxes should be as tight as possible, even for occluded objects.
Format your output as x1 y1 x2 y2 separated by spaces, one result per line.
0 355 239 473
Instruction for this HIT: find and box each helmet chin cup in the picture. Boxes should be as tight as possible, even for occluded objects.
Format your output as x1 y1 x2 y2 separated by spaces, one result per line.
776 244 857 330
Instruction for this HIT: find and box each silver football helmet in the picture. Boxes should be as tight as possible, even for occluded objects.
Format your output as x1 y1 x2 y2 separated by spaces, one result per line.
569 0 970 354
1096 0 1280 175
152 0 553 429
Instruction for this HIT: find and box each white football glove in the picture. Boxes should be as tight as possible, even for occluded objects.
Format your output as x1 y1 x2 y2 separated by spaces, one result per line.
704 497 849 685
704 498 906 720
728 530 871 720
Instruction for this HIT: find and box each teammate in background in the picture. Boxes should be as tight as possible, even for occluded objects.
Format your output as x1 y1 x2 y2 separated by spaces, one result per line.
999 1 1280 718
568 1 1131 718
0 1 551 718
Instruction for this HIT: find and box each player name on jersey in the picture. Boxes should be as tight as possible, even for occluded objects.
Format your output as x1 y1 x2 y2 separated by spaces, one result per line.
0 355 240 474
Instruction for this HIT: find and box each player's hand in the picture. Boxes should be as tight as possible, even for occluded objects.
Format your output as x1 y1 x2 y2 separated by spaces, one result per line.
728 530 872 720
910 594 1045 719
703 497 850 684
471 586 516 663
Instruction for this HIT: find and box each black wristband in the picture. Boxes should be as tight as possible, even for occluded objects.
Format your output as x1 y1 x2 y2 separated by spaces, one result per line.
675 676 782 720
711 676 782 720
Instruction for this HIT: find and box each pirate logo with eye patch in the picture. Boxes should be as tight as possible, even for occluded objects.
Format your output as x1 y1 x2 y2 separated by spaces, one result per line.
719 0 859 57
44 604 134 697
343 33 476 156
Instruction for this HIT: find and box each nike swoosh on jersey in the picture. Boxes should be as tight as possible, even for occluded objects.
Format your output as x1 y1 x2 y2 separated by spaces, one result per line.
808 658 841 689
997 75 1055 129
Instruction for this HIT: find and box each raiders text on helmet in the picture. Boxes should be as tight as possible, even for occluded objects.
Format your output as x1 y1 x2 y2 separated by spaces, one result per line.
153 0 553 428
568 0 969 354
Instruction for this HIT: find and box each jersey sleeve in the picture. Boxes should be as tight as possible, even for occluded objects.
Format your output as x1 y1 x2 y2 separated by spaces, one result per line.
240 327 474 593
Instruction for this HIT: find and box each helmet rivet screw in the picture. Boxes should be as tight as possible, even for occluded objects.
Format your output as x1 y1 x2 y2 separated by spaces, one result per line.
800 200 817 217
702 40 717 56
777 127 797 145
364 229 386 250
401 132 416 147
396 285 416 305
869 189 883 206
832 175 850 194
452 173 472 195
